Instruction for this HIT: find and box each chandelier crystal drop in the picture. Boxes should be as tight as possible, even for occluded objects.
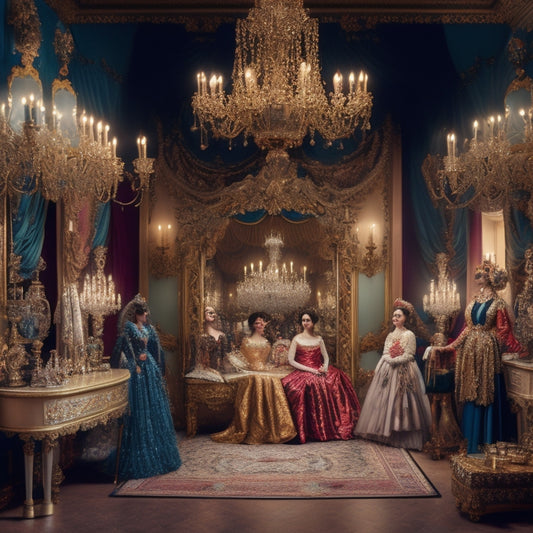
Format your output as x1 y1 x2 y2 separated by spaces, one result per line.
191 0 373 153
236 233 311 315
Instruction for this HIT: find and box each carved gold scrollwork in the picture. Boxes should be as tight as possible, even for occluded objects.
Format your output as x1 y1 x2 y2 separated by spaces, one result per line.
155 121 393 380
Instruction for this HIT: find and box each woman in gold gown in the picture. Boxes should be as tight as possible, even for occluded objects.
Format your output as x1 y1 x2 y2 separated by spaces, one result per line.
212 312 296 444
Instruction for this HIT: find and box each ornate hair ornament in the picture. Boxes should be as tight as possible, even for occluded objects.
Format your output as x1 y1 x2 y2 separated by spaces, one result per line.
393 297 431 340
118 293 149 333
475 260 508 291
393 297 414 315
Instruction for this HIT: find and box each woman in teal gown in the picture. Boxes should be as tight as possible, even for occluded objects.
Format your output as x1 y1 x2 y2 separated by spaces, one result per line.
114 294 181 481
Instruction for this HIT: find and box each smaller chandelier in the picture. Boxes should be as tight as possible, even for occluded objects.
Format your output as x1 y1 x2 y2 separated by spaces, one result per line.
192 0 372 152
422 105 533 212
236 233 311 315
423 253 461 334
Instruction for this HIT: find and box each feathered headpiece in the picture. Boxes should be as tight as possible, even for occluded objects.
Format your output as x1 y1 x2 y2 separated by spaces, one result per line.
117 294 148 333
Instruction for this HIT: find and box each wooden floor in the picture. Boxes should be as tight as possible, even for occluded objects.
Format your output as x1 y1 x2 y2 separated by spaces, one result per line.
0 449 532 533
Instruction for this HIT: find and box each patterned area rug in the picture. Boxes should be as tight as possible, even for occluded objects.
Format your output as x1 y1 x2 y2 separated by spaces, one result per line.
112 434 439 499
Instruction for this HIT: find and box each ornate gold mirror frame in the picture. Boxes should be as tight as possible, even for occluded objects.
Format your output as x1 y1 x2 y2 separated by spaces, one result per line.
155 120 394 387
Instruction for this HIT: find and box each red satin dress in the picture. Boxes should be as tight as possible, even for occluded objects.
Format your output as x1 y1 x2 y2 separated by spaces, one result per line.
281 342 361 443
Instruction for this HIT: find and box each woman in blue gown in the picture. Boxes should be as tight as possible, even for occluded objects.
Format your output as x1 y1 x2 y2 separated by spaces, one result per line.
114 294 181 481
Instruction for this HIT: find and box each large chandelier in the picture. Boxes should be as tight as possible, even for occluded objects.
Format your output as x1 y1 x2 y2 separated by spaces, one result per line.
191 0 373 155
422 104 533 213
236 233 311 315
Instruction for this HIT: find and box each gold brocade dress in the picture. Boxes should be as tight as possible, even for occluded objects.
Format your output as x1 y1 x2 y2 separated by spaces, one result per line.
211 337 296 444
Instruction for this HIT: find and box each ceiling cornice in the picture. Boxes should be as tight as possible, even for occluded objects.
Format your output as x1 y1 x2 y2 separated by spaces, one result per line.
42 1 533 30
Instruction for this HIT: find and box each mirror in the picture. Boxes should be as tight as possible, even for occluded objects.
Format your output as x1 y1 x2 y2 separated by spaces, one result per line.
204 215 338 360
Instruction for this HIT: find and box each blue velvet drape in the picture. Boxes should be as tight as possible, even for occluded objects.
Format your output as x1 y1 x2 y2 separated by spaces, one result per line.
11 193 48 279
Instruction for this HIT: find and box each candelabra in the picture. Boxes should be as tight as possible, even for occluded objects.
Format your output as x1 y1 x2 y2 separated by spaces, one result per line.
192 0 372 156
79 247 121 368
423 253 461 334
236 233 311 315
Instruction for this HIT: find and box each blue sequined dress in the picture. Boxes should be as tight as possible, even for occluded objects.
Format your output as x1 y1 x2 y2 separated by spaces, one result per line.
116 321 181 481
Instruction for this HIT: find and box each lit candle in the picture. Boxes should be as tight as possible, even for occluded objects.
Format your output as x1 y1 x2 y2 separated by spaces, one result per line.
141 136 147 158
158 224 162 247
349 72 355 93
303 265 307 282
244 265 247 277
137 137 142 158
197 72 201 94
97 121 103 144
104 124 109 146
473 120 478 142
82 114 87 136
22 97 30 123
358 71 363 91
251 262 254 274
290 261 293 274
209 75 217 95
200 72 207 95
450 133 456 159
112 137 117 157
363 73 368 92
259 260 263 273
333 72 342 95
29 94 35 122
89 116 94 141
217 75 223 94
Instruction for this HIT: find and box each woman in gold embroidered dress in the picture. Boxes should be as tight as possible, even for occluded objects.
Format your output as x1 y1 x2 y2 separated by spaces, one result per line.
211 311 296 444
355 299 432 450
227 311 272 371
434 260 529 453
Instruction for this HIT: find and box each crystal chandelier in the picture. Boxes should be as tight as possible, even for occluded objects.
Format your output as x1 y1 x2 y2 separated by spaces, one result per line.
236 233 311 315
422 106 533 213
80 247 122 318
423 253 461 334
0 98 125 203
191 0 373 155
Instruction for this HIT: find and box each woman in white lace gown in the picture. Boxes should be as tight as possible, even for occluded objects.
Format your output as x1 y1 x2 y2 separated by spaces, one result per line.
355 299 431 450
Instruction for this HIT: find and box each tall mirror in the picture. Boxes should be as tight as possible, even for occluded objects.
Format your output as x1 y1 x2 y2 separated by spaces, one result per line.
204 215 337 358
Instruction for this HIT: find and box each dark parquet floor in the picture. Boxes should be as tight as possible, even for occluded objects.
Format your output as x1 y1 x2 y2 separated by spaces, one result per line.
1 448 532 533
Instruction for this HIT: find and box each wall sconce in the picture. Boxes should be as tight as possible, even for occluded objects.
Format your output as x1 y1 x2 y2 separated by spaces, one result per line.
149 223 179 278
343 210 387 277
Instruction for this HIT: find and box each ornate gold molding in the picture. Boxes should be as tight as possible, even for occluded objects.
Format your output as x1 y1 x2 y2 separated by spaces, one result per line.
43 1 533 30
155 121 394 378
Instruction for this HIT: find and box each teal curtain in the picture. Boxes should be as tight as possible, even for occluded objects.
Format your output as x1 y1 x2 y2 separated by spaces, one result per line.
12 193 48 279
92 202 111 248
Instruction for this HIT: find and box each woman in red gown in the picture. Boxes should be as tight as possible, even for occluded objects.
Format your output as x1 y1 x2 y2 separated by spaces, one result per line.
281 310 361 443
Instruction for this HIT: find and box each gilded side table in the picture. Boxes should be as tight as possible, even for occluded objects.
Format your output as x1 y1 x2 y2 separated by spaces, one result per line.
185 377 238 436
0 369 129 518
